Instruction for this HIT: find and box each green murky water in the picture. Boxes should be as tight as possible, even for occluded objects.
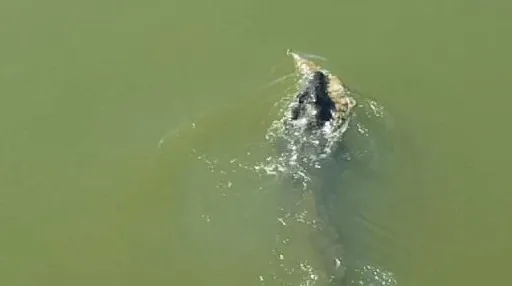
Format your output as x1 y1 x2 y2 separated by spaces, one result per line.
1 1 511 285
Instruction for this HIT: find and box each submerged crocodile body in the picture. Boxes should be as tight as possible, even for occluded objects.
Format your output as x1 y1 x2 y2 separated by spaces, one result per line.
284 50 358 285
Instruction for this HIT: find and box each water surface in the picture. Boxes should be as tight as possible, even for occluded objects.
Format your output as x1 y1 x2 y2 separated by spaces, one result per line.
1 0 511 285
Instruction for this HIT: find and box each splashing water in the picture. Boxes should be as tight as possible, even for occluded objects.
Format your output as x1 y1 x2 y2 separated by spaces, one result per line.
256 71 353 189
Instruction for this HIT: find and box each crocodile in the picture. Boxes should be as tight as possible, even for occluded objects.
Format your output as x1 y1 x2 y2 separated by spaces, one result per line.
286 49 356 133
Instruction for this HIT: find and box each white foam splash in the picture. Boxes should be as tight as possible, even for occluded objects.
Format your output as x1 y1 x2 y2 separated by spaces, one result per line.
256 71 354 190
349 264 398 286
